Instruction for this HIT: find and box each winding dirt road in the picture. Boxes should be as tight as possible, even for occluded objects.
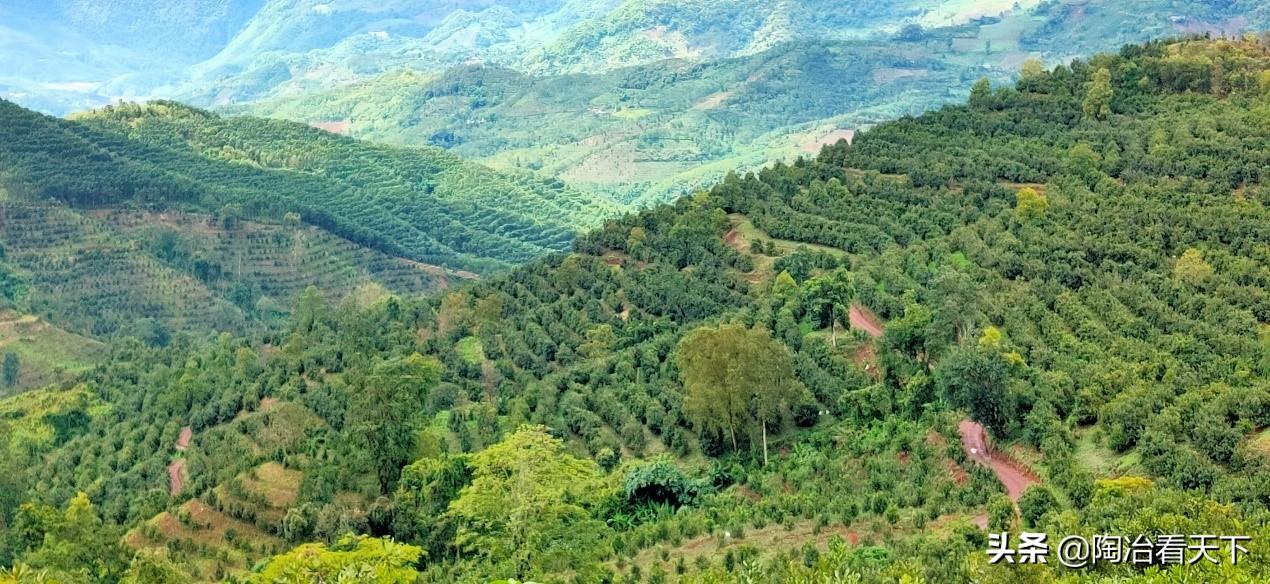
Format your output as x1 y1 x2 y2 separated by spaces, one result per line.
958 419 1036 501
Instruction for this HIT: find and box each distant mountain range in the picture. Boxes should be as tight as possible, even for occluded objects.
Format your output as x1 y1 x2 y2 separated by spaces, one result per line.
4 0 1265 115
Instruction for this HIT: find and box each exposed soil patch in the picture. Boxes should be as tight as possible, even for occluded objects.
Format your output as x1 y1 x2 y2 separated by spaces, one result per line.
168 459 186 496
175 426 193 451
872 68 930 85
694 90 734 110
958 419 1037 501
800 128 856 154
848 304 884 338
850 342 881 379
310 120 350 135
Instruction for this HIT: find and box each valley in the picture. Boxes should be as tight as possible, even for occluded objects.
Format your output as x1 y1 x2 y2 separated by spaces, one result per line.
0 36 1266 583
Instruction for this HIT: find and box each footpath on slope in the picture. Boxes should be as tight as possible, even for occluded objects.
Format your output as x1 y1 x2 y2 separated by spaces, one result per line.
957 419 1037 502
848 304 884 338
168 426 192 496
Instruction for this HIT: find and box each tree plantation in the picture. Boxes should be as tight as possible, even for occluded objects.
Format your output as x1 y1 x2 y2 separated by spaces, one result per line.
1 36 1269 583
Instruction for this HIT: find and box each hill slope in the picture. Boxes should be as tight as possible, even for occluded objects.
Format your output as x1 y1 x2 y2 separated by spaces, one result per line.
243 3 1270 205
1 37 1267 582
0 100 617 339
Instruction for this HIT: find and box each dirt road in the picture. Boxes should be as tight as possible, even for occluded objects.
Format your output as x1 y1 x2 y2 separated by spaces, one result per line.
168 459 186 496
848 304 884 338
168 426 193 495
958 419 1036 501
176 426 192 451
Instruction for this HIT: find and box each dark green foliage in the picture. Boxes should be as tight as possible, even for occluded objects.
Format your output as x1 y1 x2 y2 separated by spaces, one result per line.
2 36 1269 584
622 458 706 509
1 352 17 388
349 354 443 495
1017 485 1060 527
936 347 1014 438
0 100 611 274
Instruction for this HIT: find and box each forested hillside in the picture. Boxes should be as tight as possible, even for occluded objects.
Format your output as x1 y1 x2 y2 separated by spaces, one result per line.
2 37 1269 583
0 100 614 341
243 2 1270 205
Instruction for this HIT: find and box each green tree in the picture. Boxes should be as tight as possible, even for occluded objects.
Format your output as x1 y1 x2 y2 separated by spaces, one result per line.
349 353 443 494
802 268 855 347
936 346 1014 438
250 535 423 584
2 352 18 388
1173 248 1214 286
987 494 1016 532
120 549 186 584
393 453 471 552
1083 67 1113 120
1020 58 1046 83
579 324 617 359
446 425 610 576
1014 187 1048 220
1018 486 1060 528
677 324 805 463
15 493 127 583
970 78 992 108
771 270 798 298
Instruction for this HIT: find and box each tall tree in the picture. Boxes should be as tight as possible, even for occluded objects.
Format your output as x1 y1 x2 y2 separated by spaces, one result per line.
1083 67 1114 120
446 425 609 576
2 352 18 389
677 324 805 463
802 268 855 347
349 353 443 494
935 346 1014 437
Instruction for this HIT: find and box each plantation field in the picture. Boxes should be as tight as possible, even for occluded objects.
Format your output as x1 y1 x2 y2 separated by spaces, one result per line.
0 198 456 339
0 310 105 395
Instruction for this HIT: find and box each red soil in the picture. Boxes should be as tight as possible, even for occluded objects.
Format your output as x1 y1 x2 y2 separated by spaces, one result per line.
175 426 192 451
848 304 884 338
168 459 186 496
958 419 1037 502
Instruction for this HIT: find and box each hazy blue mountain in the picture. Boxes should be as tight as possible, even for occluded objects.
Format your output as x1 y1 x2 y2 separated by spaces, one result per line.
6 0 1266 115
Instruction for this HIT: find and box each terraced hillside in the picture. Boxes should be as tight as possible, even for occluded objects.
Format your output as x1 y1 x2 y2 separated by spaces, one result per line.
0 99 619 340
2 37 1267 583
0 310 105 395
0 196 468 340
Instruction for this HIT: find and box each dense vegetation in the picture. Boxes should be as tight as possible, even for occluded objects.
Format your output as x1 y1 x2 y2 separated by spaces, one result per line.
241 1 1270 206
0 100 614 273
0 100 619 341
2 36 1270 583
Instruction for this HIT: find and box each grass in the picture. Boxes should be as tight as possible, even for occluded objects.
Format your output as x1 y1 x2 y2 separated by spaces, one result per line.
0 310 106 395
612 107 654 120
125 500 285 582
213 461 302 525
1249 428 1270 457
1073 426 1143 477
455 336 486 365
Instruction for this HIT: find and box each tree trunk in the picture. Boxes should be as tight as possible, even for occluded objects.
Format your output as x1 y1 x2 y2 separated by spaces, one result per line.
832 306 838 348
727 420 738 453
762 420 769 466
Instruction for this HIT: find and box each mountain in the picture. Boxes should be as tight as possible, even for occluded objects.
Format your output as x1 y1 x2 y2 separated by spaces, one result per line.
238 0 1270 204
1 36 1267 582
245 39 985 204
0 99 617 340
5 0 1267 208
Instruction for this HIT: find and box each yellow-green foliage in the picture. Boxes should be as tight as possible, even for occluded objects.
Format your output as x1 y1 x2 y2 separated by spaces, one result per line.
1173 248 1214 285
249 535 423 584
1015 187 1048 220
